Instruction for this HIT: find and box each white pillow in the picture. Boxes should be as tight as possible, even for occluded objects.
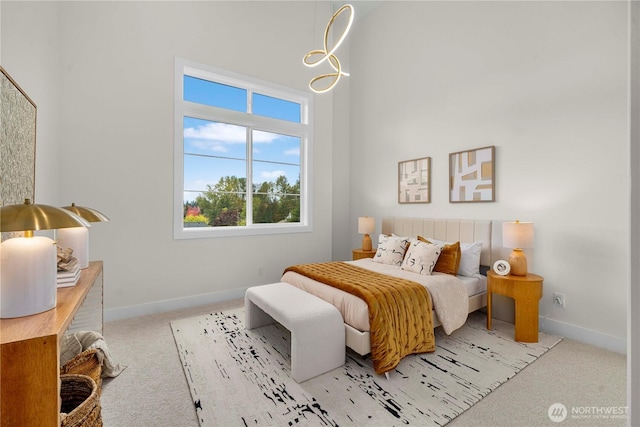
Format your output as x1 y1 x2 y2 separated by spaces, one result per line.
428 238 483 277
458 241 483 277
401 240 443 275
372 234 410 266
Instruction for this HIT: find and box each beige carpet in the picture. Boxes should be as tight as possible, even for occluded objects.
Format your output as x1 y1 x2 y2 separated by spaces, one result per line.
100 299 627 426
170 308 561 426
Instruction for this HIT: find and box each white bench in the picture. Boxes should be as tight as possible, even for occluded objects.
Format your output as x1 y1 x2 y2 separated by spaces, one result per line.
245 282 345 383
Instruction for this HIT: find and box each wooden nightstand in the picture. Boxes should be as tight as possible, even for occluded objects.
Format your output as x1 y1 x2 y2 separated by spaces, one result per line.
352 248 376 260
486 270 543 343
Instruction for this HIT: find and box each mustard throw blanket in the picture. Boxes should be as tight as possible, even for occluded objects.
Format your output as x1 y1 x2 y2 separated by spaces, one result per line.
284 262 435 374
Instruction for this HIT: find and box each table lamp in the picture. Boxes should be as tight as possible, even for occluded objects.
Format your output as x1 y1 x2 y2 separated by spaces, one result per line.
502 220 534 276
58 203 110 269
1 199 89 318
358 216 375 251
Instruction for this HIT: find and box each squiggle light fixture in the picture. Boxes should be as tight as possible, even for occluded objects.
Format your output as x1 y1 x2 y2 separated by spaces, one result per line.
302 4 354 94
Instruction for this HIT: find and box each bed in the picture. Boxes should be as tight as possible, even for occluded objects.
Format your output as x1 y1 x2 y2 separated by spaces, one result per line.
281 217 494 357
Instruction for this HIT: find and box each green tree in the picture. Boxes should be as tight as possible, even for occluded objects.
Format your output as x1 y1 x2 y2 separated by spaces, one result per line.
285 176 301 222
252 175 301 224
253 181 276 224
196 176 246 226
184 174 301 226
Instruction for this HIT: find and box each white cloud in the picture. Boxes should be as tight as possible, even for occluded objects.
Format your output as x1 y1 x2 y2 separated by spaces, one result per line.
253 130 279 144
284 148 300 156
190 139 229 153
261 170 285 179
184 123 281 153
184 122 246 143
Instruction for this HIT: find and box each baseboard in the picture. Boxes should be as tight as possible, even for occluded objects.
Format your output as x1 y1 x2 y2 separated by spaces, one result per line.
540 316 627 354
104 287 248 322
104 290 627 355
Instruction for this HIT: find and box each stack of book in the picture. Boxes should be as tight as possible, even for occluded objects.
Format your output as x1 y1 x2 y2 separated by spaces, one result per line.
57 263 80 287
57 245 80 287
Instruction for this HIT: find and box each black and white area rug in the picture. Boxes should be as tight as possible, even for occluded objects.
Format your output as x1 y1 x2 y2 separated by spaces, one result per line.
171 309 562 426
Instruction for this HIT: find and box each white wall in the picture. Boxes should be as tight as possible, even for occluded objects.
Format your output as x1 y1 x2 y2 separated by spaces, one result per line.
346 1 629 352
1 1 335 318
1 2 63 205
331 48 352 262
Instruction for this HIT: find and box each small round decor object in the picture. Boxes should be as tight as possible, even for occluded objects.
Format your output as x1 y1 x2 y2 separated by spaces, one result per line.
493 260 511 276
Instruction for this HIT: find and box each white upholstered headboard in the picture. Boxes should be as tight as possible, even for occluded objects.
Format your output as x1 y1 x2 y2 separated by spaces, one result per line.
381 217 493 267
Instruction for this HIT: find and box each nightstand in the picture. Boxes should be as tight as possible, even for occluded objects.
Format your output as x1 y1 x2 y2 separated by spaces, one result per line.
486 270 543 343
352 248 376 260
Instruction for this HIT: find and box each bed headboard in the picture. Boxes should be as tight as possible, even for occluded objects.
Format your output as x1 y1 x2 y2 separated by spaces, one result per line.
381 217 493 267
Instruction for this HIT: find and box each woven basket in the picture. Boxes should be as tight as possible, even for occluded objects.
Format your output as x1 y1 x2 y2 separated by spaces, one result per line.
59 374 102 427
61 349 103 396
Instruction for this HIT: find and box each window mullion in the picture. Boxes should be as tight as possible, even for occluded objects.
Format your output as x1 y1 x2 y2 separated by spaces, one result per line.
246 127 253 226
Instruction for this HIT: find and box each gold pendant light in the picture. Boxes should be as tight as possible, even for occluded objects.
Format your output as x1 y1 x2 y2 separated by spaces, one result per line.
303 4 354 94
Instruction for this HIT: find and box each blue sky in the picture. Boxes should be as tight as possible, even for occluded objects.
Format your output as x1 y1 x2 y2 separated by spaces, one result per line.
183 76 301 202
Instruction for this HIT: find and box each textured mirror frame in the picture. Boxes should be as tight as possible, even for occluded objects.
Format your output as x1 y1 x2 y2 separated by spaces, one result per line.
0 66 37 241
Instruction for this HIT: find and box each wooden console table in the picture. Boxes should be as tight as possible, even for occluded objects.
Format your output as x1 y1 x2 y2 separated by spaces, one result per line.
0 261 104 427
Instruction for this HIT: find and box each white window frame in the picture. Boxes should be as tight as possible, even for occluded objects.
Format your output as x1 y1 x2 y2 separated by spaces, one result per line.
174 57 313 239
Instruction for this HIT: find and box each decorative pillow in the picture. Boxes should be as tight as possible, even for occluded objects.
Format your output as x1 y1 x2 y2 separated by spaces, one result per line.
426 238 483 277
401 240 443 275
418 236 461 276
372 234 410 266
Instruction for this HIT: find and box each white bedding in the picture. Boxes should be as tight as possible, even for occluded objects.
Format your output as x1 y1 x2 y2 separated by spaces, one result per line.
459 273 487 297
280 258 473 335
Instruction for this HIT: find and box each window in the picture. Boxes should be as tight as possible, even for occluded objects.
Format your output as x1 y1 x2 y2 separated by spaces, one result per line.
174 58 313 239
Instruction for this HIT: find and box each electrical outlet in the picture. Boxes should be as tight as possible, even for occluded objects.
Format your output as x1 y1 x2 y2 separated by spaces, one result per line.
553 292 565 308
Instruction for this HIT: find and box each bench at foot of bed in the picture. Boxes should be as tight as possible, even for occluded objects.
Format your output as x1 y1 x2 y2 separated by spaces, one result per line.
245 282 346 383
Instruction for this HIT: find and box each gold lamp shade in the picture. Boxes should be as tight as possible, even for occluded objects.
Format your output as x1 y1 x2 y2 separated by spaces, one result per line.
62 203 110 223
0 199 88 233
59 203 109 270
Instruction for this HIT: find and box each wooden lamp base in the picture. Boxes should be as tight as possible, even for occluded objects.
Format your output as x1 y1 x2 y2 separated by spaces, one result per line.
362 234 372 251
508 248 528 276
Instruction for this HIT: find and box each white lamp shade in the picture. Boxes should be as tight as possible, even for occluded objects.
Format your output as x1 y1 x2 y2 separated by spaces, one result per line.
1 236 57 318
502 221 534 249
358 217 375 235
57 226 90 269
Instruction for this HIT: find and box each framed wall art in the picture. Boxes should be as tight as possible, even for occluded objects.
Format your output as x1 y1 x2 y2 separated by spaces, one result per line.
398 157 430 204
449 145 495 203
1 66 37 240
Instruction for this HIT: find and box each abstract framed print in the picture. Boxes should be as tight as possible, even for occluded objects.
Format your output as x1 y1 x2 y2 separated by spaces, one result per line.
398 157 430 204
449 146 495 203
